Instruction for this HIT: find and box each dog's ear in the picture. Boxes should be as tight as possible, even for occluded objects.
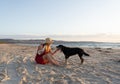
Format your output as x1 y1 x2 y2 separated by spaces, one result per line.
60 45 64 47
56 45 59 48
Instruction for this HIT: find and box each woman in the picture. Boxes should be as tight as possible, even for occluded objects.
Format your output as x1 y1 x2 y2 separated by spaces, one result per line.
35 38 60 65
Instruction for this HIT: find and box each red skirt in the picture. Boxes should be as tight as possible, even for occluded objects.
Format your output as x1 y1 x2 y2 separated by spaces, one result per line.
35 53 48 64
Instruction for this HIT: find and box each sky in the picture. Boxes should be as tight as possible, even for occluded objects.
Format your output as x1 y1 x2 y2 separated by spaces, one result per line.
0 0 120 42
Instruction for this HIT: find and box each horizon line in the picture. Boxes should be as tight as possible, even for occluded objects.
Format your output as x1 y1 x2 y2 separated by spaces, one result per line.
0 34 120 43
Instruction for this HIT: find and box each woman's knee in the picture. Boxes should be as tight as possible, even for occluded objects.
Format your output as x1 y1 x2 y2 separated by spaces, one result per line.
43 54 52 60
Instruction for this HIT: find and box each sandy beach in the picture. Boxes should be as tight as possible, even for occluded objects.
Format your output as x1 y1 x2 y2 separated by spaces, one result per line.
0 44 120 84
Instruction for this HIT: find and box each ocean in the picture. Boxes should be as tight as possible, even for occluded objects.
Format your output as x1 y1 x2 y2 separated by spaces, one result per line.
16 41 120 49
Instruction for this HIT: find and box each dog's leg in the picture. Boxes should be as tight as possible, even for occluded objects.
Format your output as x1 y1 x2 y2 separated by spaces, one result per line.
79 55 84 64
65 56 69 65
65 59 67 64
80 57 84 64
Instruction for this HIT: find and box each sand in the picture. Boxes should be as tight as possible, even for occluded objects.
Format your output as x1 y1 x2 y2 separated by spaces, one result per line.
0 44 120 84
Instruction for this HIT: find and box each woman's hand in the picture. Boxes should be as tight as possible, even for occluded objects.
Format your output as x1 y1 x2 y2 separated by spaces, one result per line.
52 49 60 55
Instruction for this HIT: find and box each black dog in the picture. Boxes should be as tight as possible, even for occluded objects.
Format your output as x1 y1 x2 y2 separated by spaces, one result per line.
56 45 90 64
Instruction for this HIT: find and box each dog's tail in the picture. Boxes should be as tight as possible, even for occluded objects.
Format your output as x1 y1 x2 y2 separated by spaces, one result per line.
83 51 90 56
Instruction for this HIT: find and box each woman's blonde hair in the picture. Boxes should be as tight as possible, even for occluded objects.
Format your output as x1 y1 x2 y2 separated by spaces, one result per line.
45 38 53 44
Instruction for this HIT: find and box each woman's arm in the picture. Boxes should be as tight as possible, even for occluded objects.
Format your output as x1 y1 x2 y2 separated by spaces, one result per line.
37 44 43 51
37 44 45 55
51 48 60 55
